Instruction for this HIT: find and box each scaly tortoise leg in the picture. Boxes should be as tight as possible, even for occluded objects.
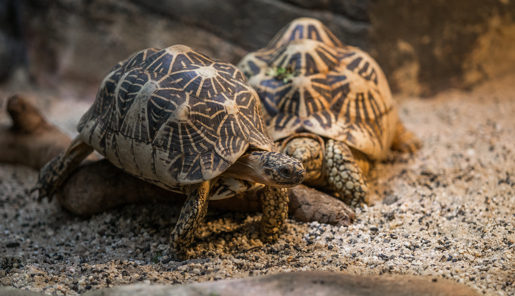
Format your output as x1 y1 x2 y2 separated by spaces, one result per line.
33 136 93 202
259 186 288 244
171 181 210 258
325 139 369 207
391 121 422 153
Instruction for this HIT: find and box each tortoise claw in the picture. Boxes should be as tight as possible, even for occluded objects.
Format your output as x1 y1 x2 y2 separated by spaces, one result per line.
31 181 54 203
29 186 41 202
32 152 69 203
33 167 60 203
35 176 59 202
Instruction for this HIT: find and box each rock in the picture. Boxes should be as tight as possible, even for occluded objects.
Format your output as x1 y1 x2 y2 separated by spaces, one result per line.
0 0 26 82
5 242 20 248
81 271 481 296
132 0 369 50
282 0 370 21
0 287 42 296
370 0 515 96
382 194 398 205
12 0 514 97
21 0 247 89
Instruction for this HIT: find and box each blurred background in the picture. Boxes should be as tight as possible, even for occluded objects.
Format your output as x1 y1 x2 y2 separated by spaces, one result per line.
1 0 515 100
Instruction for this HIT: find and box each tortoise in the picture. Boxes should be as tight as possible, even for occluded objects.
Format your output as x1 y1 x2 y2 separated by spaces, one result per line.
237 18 421 207
34 45 305 256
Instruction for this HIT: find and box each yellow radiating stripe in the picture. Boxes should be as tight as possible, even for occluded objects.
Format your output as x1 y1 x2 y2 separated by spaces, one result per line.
185 123 200 154
357 94 366 122
151 94 178 109
184 52 194 64
206 78 215 98
179 73 200 91
216 74 237 89
167 52 180 76
143 52 167 70
229 121 237 154
196 77 205 97
165 126 174 150
214 77 227 92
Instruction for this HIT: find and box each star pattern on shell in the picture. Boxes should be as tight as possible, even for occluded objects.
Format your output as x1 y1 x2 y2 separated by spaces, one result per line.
238 18 398 160
78 45 274 189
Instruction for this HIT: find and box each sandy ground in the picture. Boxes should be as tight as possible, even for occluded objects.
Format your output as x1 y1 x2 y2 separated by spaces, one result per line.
0 73 514 295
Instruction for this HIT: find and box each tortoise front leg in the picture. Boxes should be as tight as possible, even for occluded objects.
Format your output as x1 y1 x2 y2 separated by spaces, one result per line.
171 181 210 258
33 136 94 202
325 139 369 207
259 186 288 243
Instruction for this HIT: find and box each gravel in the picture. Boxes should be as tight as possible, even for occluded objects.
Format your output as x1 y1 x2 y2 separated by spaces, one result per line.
1 73 515 295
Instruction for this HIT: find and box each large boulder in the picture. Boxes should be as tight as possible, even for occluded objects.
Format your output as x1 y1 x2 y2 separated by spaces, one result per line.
81 271 481 296
0 272 482 296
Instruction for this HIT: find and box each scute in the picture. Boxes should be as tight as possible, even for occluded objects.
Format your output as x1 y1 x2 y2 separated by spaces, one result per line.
266 18 343 49
78 46 275 189
237 18 398 161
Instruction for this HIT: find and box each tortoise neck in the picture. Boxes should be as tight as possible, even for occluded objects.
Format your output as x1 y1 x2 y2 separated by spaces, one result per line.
222 152 269 185
222 151 306 188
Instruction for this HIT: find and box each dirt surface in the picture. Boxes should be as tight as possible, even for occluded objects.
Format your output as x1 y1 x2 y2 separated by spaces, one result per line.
1 73 515 295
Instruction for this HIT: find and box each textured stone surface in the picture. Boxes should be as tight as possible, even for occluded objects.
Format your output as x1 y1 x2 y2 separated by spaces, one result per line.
81 272 481 296
0 287 42 296
370 0 515 96
21 0 247 88
282 0 370 21
132 0 369 49
1 0 513 95
0 0 26 82
0 272 481 296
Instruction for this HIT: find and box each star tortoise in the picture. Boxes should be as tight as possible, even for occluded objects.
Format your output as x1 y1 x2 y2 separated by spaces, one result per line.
238 18 421 207
34 45 305 257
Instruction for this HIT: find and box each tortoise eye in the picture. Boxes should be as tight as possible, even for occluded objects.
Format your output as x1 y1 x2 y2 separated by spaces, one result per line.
281 167 292 177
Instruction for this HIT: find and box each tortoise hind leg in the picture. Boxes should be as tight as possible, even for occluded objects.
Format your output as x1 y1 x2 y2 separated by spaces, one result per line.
259 186 288 243
171 181 210 259
33 136 93 202
325 140 369 207
391 121 421 153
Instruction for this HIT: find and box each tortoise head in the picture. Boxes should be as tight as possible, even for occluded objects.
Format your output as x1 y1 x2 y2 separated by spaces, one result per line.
281 134 324 183
223 151 305 188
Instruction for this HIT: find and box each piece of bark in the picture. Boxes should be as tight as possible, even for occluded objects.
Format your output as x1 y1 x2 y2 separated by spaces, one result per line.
58 160 354 226
0 94 72 169
289 185 353 227
81 271 481 296
0 94 354 225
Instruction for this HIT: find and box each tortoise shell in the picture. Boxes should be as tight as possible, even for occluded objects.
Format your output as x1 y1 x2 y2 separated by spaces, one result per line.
78 45 274 190
238 18 398 161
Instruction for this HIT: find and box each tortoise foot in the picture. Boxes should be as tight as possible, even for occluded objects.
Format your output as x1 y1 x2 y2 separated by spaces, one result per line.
392 122 422 153
33 152 67 202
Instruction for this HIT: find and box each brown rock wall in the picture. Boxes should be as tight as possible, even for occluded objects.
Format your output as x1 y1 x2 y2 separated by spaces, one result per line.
1 0 515 96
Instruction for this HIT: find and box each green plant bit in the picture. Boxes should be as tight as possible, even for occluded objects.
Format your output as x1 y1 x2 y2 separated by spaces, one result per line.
266 66 298 83
151 251 162 264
